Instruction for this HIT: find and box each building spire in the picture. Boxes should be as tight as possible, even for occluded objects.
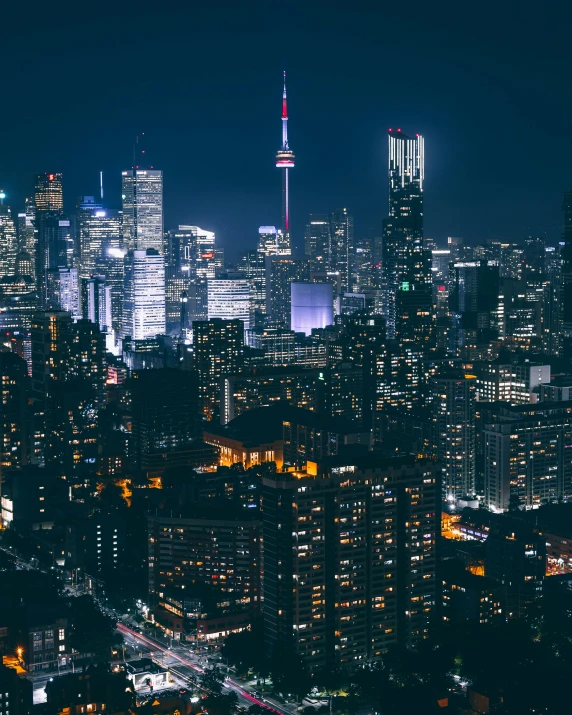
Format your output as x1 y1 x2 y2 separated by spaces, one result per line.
276 72 295 235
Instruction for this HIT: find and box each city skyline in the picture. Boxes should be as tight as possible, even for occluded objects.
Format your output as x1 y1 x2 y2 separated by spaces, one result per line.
3 3 572 259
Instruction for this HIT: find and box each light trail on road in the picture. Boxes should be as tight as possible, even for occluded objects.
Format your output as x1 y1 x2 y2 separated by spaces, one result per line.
117 623 285 715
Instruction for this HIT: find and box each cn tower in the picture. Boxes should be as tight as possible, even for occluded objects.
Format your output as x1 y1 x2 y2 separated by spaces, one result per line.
275 71 295 236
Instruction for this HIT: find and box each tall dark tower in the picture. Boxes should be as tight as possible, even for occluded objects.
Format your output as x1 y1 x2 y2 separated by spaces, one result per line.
560 191 572 356
275 72 294 249
382 130 433 344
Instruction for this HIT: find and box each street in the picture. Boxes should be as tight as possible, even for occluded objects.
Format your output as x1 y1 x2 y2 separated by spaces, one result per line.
117 623 295 715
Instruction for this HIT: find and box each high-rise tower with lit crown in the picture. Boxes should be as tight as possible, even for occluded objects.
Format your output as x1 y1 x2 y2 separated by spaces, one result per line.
275 72 294 251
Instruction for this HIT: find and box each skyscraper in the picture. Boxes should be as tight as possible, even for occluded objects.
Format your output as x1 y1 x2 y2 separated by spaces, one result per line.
207 279 250 329
17 198 36 261
257 226 291 257
34 173 63 213
57 268 81 319
275 73 294 251
122 249 166 340
237 249 267 327
329 208 354 293
121 169 163 252
382 130 433 343
0 197 18 279
170 225 216 322
266 257 310 328
77 197 122 280
85 275 112 335
35 213 71 308
304 214 331 265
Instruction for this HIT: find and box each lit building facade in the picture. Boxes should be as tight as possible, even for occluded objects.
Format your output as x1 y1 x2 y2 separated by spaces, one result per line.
34 173 63 213
57 268 81 320
381 131 432 343
257 226 291 257
0 201 18 279
77 198 122 280
290 282 334 335
122 249 166 340
193 318 244 420
483 402 572 512
121 169 163 252
431 369 477 504
207 279 250 329
263 454 439 672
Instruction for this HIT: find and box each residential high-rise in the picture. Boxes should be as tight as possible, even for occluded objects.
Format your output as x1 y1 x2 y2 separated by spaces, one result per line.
148 510 261 635
263 454 439 672
34 173 63 213
129 368 200 471
483 402 572 512
121 249 166 340
207 279 250 329
193 318 244 420
431 369 476 504
382 130 432 343
485 516 546 619
275 73 294 250
0 352 30 476
121 169 163 252
30 311 105 465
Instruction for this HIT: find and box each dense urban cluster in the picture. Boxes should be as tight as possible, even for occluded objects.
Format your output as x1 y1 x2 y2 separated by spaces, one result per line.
1 77 572 715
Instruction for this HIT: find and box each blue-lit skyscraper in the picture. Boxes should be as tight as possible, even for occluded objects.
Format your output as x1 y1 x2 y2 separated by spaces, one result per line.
121 169 163 253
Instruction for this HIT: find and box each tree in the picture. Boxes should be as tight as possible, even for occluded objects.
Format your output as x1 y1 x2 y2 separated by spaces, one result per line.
222 621 267 677
68 595 121 663
203 692 238 715
269 644 312 701
201 665 226 695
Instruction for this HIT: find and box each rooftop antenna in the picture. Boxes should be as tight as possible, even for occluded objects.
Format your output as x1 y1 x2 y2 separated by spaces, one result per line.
99 171 104 201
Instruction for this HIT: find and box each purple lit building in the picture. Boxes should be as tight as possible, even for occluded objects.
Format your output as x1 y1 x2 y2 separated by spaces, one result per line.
290 282 334 336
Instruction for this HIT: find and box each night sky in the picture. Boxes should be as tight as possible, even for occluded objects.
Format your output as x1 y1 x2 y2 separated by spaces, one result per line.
3 1 572 259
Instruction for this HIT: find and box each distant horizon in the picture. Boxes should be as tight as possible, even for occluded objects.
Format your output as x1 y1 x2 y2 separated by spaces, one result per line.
3 2 571 259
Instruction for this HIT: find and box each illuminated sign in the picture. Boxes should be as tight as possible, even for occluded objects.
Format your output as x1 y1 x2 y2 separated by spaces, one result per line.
201 252 215 259
48 174 55 181
401 282 410 291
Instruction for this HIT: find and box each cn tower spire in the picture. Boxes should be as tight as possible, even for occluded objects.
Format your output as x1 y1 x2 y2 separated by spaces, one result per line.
276 71 295 236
